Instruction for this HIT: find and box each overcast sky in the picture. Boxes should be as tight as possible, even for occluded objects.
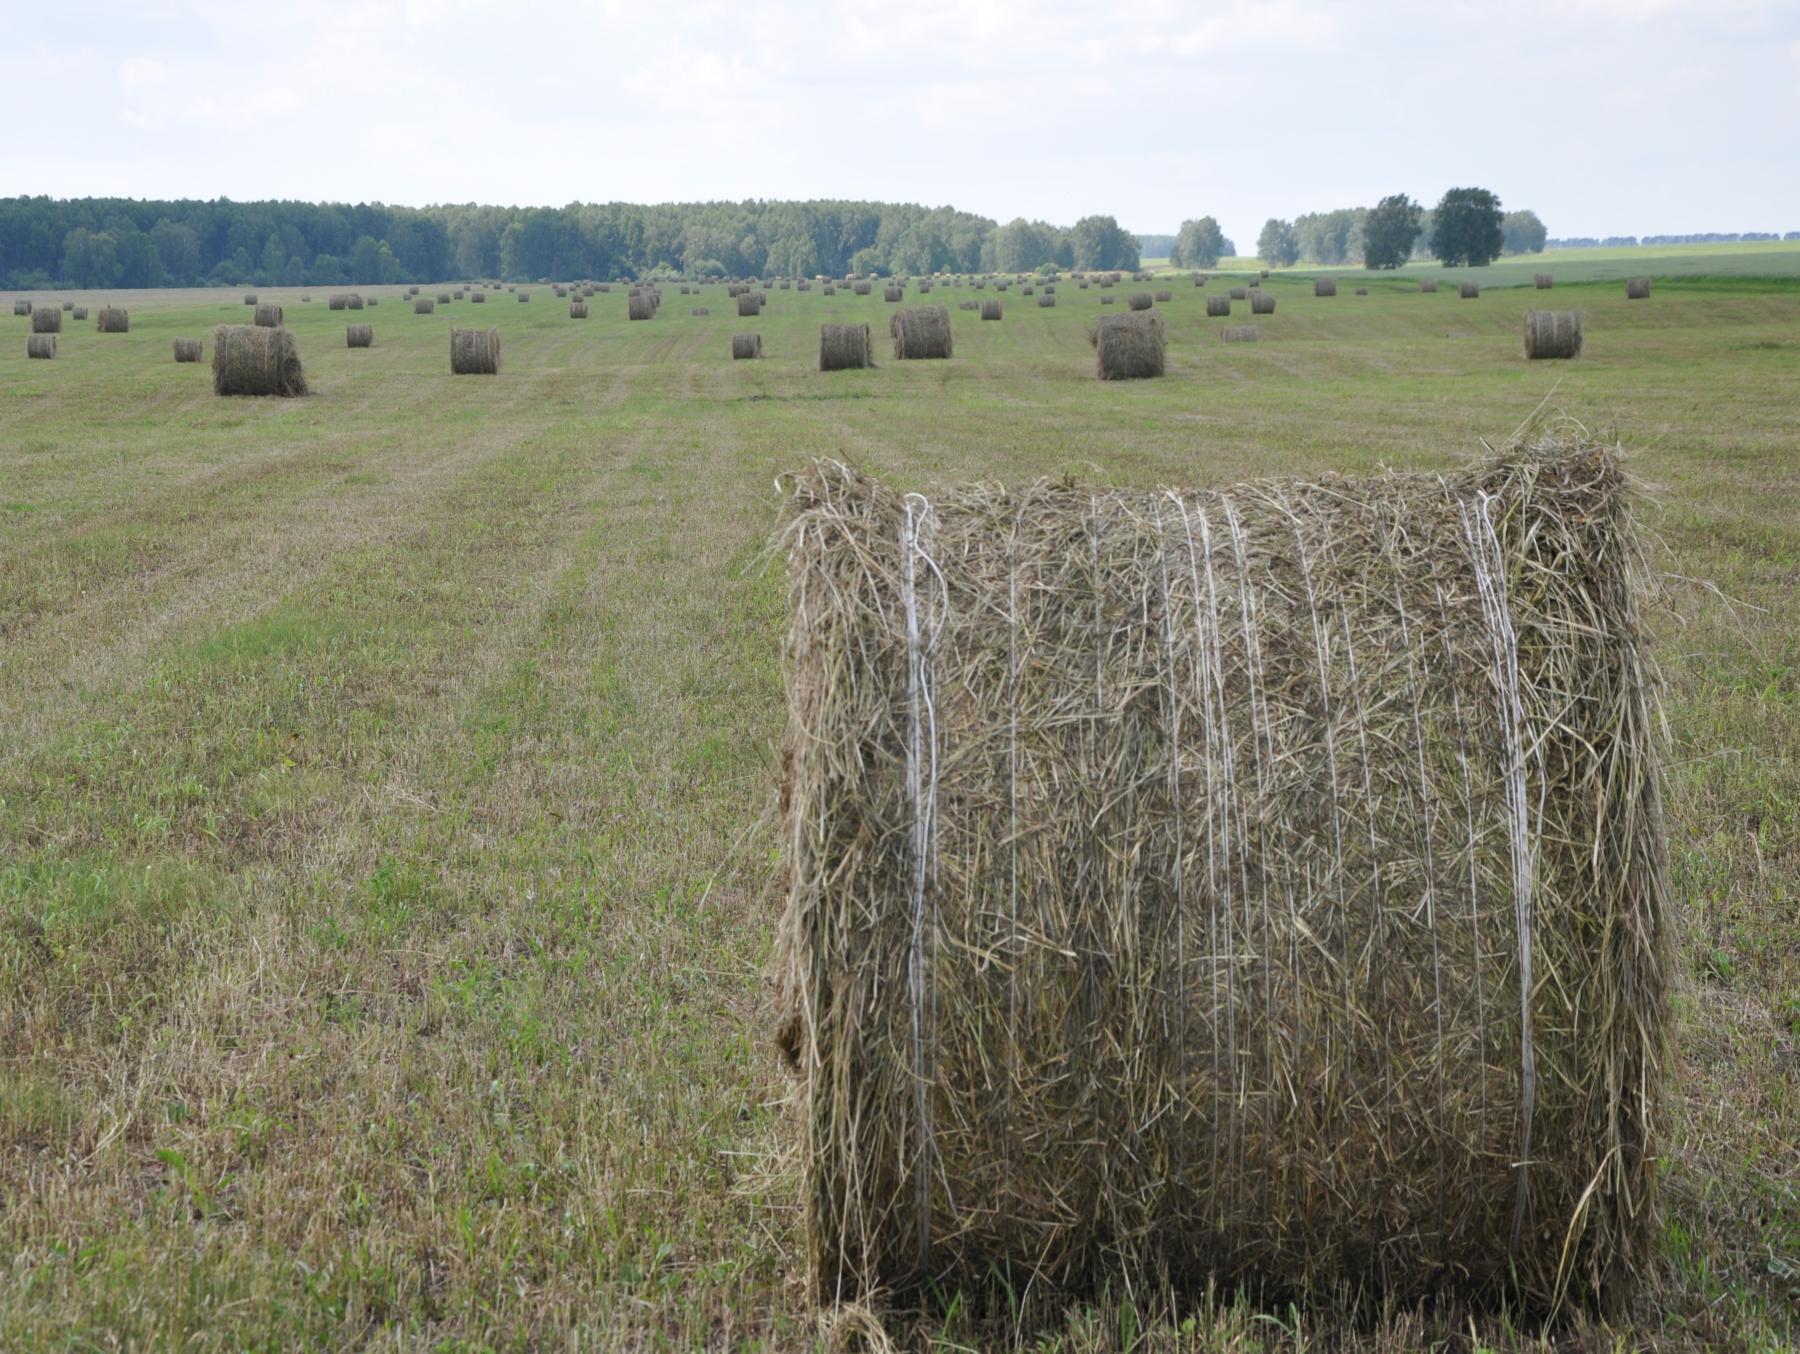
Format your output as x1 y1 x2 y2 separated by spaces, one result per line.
9 0 1798 246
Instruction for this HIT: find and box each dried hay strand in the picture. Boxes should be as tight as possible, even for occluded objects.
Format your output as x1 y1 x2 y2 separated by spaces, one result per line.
771 429 1671 1318
253 303 284 327
1036 293 1056 308
630 292 657 321
415 297 437 314
1250 292 1276 315
1205 294 1231 317
1460 282 1481 299
1090 310 1166 379
569 300 589 318
1626 277 1650 300
345 324 374 348
738 293 763 318
733 333 763 359
31 306 61 334
26 334 56 358
95 307 129 333
1229 286 1248 301
71 307 87 321
211 324 307 396
1128 293 1153 311
1222 324 1259 342
449 327 500 374
1315 278 1337 297
1523 310 1583 360
979 300 1002 321
1155 289 1174 302
884 286 904 303
819 323 873 371
1419 279 1438 294
889 306 953 360
1535 274 1554 290
173 337 203 362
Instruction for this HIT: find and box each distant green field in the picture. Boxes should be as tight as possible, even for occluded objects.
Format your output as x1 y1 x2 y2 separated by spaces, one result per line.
2 262 1796 1350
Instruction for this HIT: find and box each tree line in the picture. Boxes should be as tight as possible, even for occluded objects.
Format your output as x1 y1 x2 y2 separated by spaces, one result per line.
1236 191 1546 270
0 196 1147 289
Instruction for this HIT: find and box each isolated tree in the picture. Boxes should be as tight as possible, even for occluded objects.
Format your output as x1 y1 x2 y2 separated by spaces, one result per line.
1431 188 1505 268
1362 195 1423 269
1171 216 1226 269
1070 215 1139 271
1256 218 1299 268
1501 209 1548 255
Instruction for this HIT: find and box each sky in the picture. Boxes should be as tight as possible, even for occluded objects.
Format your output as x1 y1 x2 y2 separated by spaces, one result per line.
7 0 1799 248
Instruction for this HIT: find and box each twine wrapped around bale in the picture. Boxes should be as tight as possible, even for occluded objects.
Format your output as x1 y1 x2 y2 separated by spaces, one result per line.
450 327 500 374
96 307 129 333
889 306 953 360
733 333 763 360
771 431 1671 1317
1251 292 1276 315
1091 311 1166 379
31 307 61 334
1222 324 1259 342
1315 279 1337 297
26 334 56 359
346 324 373 348
1523 311 1583 360
173 337 203 363
819 323 873 371
253 303 284 328
1206 295 1231 317
1626 278 1650 300
211 324 307 396
1460 282 1481 299
980 300 1002 321
1129 293 1154 311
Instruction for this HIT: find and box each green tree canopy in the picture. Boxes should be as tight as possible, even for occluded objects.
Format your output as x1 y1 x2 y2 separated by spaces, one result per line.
1170 217 1226 269
1256 218 1299 268
1431 188 1505 268
1501 209 1548 255
1363 195 1423 269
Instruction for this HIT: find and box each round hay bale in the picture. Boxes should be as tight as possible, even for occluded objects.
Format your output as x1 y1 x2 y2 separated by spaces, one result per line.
980 300 1002 321
1315 278 1337 297
253 303 284 328
737 293 762 318
1523 310 1583 360
347 294 364 310
26 334 56 359
823 285 837 297
1079 279 1090 289
1419 279 1438 294
957 300 980 311
569 300 589 318
1355 287 1369 296
95 307 129 333
1154 289 1173 302
1535 274 1554 290
173 337 203 363
732 333 763 360
1091 310 1166 379
690 307 710 317
1260 268 1270 278
819 323 873 371
773 435 1671 1314
1021 286 1035 297
1128 293 1153 311
1250 292 1276 315
243 293 258 305
329 294 349 310
1626 277 1650 300
1460 281 1481 299
345 324 373 348
1222 324 1259 342
1205 294 1231 317
453 289 466 300
61 301 73 311
854 282 873 296
1228 286 1248 301
889 306 953 360
211 324 307 396
884 286 904 303
630 293 657 320
450 327 500 375
12 300 32 316
301 295 311 302
517 291 530 302
437 292 451 304
471 291 486 304
1100 294 1115 305
415 297 437 314
71 307 87 321
366 298 379 307
31 307 61 334
1036 293 1056 308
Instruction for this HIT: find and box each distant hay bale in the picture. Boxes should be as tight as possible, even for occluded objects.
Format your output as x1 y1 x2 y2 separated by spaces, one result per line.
1228 286 1248 301
453 289 466 300
173 337 203 362
1037 293 1056 308
889 305 953 360
1355 287 1369 296
211 324 307 396
26 334 56 359
917 282 931 293
471 291 486 304
1460 281 1481 299
1100 294 1115 305
597 283 611 293
980 300 1002 321
819 323 873 371
1205 294 1231 317
1079 279 1089 289
366 297 379 307
798 280 812 291
995 282 1009 292
569 300 588 318
301 294 311 302
12 300 31 316
31 307 61 334
957 300 980 311
884 286 903 302
1523 309 1583 360
1250 292 1276 315
253 303 284 327
1091 310 1166 380
1021 286 1035 297
71 307 87 321
1193 275 1205 286
733 333 763 360
738 293 762 317
1154 289 1173 302
1535 274 1554 290
415 297 437 314
1626 277 1650 300
691 307 710 316
772 434 1671 1316
854 282 873 296
1419 279 1438 293
631 293 657 320
1222 324 1258 342
823 285 837 296
1260 268 1270 278
96 307 129 333
243 293 257 305
1315 278 1337 297
450 327 501 375
61 301 73 311
347 294 364 310
345 324 373 348
513 291 528 303
1128 293 1153 311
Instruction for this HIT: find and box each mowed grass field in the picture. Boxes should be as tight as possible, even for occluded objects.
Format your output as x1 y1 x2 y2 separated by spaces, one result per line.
2 269 1797 1350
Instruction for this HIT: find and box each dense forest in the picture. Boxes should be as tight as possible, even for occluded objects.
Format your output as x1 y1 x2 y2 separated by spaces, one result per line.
0 197 1152 289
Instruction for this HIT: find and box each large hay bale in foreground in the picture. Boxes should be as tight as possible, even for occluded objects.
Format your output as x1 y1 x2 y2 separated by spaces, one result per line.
819 323 872 371
253 303 284 328
889 306 953 359
1250 292 1276 315
1091 311 1166 379
1205 294 1231 317
212 324 307 396
1315 278 1337 297
173 337 203 363
450 327 500 374
732 332 763 359
96 307 129 333
1626 277 1650 300
26 334 56 358
772 435 1671 1314
31 306 61 334
345 324 373 348
1524 309 1583 360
